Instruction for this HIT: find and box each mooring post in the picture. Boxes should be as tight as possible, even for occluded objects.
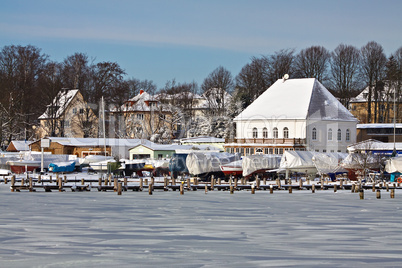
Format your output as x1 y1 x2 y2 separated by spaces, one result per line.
164 175 167 188
359 189 364 200
372 184 376 192
64 175 67 183
386 183 389 192
205 184 208 194
251 183 255 194
29 177 33 192
49 175 52 184
151 176 154 186
186 178 190 189
144 178 148 186
180 181 184 195
270 184 273 194
288 185 292 194
391 188 395 198
218 177 221 186
230 185 234 194
234 178 238 188
210 175 214 191
148 184 152 195
124 177 127 187
10 175 15 192
256 176 260 189
4 176 7 184
351 183 355 193
139 178 143 189
312 183 315 193
117 182 122 195
38 175 41 184
81 178 85 185
299 178 303 190
58 177 63 192
334 184 337 192
376 189 381 199
340 179 343 189
114 178 118 192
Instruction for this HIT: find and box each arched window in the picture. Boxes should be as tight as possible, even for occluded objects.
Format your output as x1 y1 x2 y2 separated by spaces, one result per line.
273 127 278 138
312 128 317 140
283 127 289 138
263 127 268 138
337 129 342 141
346 129 350 141
252 127 258 138
328 128 333 141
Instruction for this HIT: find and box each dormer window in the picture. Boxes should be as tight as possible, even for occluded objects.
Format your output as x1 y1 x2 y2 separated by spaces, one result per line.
137 113 144 120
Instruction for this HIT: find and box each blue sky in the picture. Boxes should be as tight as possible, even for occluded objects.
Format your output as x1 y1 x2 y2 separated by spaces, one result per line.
1 0 401 89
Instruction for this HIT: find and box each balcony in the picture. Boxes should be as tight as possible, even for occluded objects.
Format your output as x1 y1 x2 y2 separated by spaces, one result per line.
225 138 306 145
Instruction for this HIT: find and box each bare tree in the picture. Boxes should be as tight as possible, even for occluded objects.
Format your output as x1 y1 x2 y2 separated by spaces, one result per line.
294 45 331 82
329 44 363 107
61 53 91 90
201 66 234 117
263 49 295 84
360 41 387 123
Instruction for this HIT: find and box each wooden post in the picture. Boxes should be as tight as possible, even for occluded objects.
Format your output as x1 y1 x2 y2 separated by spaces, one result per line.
117 182 122 195
256 176 260 189
234 178 238 188
81 178 85 185
334 184 337 192
351 184 355 193
386 183 389 192
151 176 154 186
372 184 376 192
340 179 343 189
29 177 33 192
124 177 128 187
186 178 190 189
164 175 168 187
270 184 273 194
205 184 208 194
11 175 15 192
172 177 176 186
391 188 395 198
312 184 315 193
376 189 381 199
263 177 266 185
144 178 148 185
359 189 364 200
64 175 67 183
114 178 118 192
38 175 41 184
211 175 215 191
148 184 152 195
58 177 63 192
139 178 143 189
299 178 303 190
108 174 112 185
230 185 234 194
49 175 52 184
288 186 292 194
180 182 184 195
218 177 221 186
4 177 7 184
251 183 255 194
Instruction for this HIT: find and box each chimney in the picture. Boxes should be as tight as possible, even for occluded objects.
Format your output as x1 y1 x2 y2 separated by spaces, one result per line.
140 90 144 95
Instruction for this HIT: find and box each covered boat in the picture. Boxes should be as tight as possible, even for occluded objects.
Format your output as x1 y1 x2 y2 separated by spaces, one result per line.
385 156 402 182
186 152 240 178
169 153 189 178
6 159 41 174
220 159 243 177
242 155 281 177
89 159 117 172
48 161 76 173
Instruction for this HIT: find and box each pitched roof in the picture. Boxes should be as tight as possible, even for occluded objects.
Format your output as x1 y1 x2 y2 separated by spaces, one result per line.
39 89 79 119
234 78 356 122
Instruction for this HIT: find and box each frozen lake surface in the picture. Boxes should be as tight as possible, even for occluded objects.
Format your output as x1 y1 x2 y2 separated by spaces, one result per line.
1 185 402 267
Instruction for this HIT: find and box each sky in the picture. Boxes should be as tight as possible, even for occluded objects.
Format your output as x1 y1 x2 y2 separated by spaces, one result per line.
0 0 401 90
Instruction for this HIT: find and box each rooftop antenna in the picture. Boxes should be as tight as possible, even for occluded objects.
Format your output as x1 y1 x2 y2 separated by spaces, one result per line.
283 74 289 82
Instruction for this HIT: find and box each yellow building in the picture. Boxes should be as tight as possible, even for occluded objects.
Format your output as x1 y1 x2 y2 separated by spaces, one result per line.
37 89 98 138
349 84 401 124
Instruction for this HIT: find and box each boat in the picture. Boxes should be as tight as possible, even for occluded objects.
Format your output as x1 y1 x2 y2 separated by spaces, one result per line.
79 155 115 165
186 152 240 179
220 159 243 177
120 159 146 176
48 161 76 173
89 159 117 172
6 160 41 174
242 154 282 177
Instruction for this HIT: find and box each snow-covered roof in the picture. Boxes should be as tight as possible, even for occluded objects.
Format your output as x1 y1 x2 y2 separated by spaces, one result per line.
357 123 402 129
37 137 151 148
130 143 221 152
39 89 79 119
180 136 225 143
6 140 32 152
350 83 398 103
347 139 402 152
234 78 357 122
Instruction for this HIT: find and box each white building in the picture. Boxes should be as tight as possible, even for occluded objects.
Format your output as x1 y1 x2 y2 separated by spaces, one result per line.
225 78 358 155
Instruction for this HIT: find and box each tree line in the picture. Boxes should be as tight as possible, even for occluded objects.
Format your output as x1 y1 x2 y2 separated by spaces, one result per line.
0 41 401 146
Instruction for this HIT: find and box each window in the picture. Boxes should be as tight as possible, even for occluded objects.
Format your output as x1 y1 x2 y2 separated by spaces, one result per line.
79 108 84 114
312 128 317 140
263 127 268 138
240 148 244 155
158 154 163 159
323 149 327 153
256 148 263 154
273 127 278 138
269 148 273 154
235 148 239 153
337 129 342 141
279 148 284 154
346 129 350 141
264 148 269 154
245 148 250 155
137 113 144 120
328 128 333 141
283 127 289 138
72 108 77 114
252 127 258 138
315 149 319 152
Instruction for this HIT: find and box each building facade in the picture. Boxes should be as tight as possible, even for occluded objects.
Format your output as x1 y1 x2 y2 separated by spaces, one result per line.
225 78 358 156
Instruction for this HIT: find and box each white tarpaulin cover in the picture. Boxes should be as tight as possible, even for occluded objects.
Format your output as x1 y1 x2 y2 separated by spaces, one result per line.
186 152 239 176
341 153 381 170
279 151 347 175
242 155 281 177
385 156 402 173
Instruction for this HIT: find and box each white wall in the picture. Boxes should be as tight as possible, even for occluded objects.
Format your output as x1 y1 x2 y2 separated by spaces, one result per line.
235 119 307 139
306 119 357 153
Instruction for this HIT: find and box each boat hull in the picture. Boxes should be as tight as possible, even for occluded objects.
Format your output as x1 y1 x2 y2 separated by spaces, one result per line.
7 161 41 174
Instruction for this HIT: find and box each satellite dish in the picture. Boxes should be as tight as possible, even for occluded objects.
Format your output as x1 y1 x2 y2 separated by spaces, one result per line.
283 74 289 80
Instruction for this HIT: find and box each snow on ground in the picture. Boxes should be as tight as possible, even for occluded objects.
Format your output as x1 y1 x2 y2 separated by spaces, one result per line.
0 182 402 267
